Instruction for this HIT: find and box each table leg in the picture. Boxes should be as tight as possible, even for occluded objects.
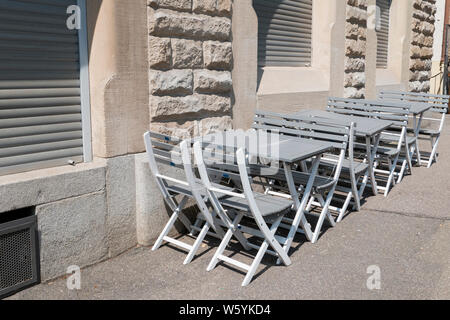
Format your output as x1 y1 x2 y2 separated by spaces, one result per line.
414 114 423 166
282 155 321 252
365 135 381 196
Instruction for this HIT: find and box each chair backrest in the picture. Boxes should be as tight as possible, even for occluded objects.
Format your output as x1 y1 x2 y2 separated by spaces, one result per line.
193 140 247 227
143 131 188 200
327 97 410 127
379 90 449 114
179 140 221 232
253 110 355 183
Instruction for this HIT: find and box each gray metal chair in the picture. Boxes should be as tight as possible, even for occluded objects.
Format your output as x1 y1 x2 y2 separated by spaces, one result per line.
379 90 449 168
193 140 293 286
144 131 224 265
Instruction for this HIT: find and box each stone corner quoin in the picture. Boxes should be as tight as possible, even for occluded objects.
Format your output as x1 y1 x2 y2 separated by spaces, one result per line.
147 0 233 137
409 0 437 93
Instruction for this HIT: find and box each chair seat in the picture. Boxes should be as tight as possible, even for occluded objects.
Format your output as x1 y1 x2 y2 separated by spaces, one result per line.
220 193 293 218
354 142 399 157
320 155 368 176
380 133 416 145
419 128 440 136
167 179 232 198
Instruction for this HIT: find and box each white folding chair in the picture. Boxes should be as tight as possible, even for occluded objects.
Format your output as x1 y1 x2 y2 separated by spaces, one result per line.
253 111 356 226
193 140 293 286
379 90 449 168
144 131 223 265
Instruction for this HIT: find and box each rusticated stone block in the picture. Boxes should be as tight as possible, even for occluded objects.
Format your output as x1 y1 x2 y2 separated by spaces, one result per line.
410 70 431 81
217 0 232 16
172 39 203 69
150 94 231 119
411 32 426 46
346 6 367 24
203 41 232 70
149 69 193 95
344 72 365 88
149 0 192 11
148 36 172 69
193 0 216 15
194 70 232 93
150 115 232 138
409 80 431 92
346 23 366 40
345 39 366 57
344 87 365 99
149 9 231 41
345 57 365 72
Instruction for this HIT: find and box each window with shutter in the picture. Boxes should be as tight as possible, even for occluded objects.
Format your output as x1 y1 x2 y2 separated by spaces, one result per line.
376 0 392 68
0 0 91 176
253 0 313 67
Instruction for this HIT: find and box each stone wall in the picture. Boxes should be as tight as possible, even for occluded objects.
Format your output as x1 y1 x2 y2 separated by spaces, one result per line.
344 0 368 98
409 0 437 92
147 0 233 138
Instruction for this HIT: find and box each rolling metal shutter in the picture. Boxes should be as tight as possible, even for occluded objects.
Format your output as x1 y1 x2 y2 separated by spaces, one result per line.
253 0 313 67
376 0 391 68
0 0 90 176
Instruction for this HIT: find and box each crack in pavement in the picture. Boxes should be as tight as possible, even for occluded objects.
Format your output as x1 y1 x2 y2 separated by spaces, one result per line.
363 208 450 221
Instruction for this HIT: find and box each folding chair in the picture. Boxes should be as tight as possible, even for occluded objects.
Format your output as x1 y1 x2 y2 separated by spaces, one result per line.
193 140 293 286
327 97 411 195
144 131 224 265
379 90 449 168
252 112 355 238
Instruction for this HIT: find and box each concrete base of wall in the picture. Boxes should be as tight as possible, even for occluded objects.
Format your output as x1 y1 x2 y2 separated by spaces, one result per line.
0 154 175 281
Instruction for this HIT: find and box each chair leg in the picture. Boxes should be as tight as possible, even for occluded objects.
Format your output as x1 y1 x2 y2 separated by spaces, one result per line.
427 135 440 168
189 217 202 237
350 174 361 212
312 188 336 244
384 154 399 197
404 142 414 173
337 191 353 223
207 214 243 272
397 159 407 184
152 196 188 251
414 140 422 166
184 222 210 265
207 229 233 272
241 217 283 287
242 241 269 287
306 196 315 212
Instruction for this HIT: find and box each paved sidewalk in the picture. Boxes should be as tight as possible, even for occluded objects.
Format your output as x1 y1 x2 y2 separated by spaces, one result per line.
8 118 450 300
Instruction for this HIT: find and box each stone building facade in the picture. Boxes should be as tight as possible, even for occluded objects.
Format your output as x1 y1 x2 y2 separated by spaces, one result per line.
344 0 368 98
0 0 445 284
409 0 438 92
147 0 234 137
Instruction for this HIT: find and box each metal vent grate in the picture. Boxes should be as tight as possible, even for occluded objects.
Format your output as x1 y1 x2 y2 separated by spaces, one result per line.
0 229 33 290
0 213 39 299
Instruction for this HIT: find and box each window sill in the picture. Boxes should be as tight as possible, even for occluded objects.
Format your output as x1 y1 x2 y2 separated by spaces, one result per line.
257 66 329 95
376 68 403 86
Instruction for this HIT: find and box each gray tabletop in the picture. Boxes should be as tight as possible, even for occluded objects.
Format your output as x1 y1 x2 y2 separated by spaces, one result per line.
192 130 334 163
408 102 433 115
294 110 394 137
379 99 433 115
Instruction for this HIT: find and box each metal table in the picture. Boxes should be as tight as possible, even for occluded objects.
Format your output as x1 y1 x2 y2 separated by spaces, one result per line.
294 109 394 196
194 130 335 249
